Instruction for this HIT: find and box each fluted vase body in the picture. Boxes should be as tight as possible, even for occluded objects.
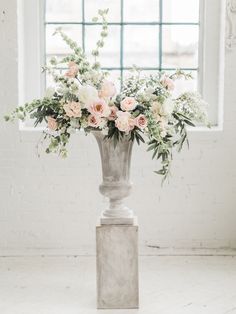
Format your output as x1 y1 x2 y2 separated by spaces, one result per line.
93 131 134 224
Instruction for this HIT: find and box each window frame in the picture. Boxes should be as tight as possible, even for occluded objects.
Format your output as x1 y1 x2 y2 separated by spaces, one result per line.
18 0 45 131
18 0 226 130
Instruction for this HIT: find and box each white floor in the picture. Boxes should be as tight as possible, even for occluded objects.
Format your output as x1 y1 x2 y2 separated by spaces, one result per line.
1 255 236 314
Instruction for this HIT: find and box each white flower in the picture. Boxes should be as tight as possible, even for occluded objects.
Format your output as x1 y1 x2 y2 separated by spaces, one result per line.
78 85 98 107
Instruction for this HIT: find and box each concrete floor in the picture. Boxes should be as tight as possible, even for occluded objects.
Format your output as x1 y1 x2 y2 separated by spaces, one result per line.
0 255 236 314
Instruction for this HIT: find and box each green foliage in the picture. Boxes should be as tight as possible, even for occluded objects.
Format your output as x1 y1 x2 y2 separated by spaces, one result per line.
91 9 109 70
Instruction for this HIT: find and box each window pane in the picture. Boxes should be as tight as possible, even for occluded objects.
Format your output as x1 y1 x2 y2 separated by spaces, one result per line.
162 26 199 68
85 0 120 22
163 0 199 23
123 26 159 67
85 26 120 68
46 25 82 56
123 69 197 93
124 0 159 22
46 0 82 22
44 0 200 93
123 70 159 85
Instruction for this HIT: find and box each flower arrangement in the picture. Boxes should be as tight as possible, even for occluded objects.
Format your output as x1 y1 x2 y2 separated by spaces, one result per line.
5 9 209 180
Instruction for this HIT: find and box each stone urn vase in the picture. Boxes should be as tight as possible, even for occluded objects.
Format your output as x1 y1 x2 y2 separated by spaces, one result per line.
93 131 134 224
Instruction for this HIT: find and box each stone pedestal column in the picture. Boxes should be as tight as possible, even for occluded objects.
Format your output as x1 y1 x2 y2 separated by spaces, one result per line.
96 218 139 309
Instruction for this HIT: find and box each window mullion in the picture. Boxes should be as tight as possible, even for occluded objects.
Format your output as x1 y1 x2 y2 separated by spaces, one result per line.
82 0 85 52
120 0 124 87
159 0 163 70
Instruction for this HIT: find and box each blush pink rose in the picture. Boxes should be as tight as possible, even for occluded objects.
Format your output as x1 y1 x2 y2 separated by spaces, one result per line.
87 114 102 128
120 97 137 111
161 75 175 91
99 80 116 98
63 101 82 118
65 61 79 78
47 116 58 131
115 111 135 133
135 114 148 130
108 105 118 121
88 98 111 117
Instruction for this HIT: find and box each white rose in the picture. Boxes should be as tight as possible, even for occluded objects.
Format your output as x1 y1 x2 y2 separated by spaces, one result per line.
78 85 98 107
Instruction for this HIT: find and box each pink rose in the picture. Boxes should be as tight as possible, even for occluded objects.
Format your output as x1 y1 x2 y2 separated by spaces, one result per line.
120 97 137 111
108 105 118 121
115 111 135 133
135 114 148 130
99 80 116 98
161 75 175 91
65 61 79 78
63 101 82 118
47 116 58 131
88 98 111 117
88 114 102 128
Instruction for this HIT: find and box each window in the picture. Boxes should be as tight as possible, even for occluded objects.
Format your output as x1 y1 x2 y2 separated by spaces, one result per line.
45 0 199 91
18 0 225 128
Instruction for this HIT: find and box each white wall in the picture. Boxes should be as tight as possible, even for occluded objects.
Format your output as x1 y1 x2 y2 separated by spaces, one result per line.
0 0 236 255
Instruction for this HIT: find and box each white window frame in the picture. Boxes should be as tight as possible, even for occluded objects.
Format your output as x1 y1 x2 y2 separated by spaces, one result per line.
18 0 226 130
198 0 226 129
18 0 45 131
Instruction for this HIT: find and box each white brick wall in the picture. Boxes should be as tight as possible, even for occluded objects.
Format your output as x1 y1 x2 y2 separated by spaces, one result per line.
0 0 236 255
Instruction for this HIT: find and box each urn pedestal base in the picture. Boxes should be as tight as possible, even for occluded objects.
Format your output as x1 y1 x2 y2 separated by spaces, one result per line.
96 217 139 309
100 215 134 225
